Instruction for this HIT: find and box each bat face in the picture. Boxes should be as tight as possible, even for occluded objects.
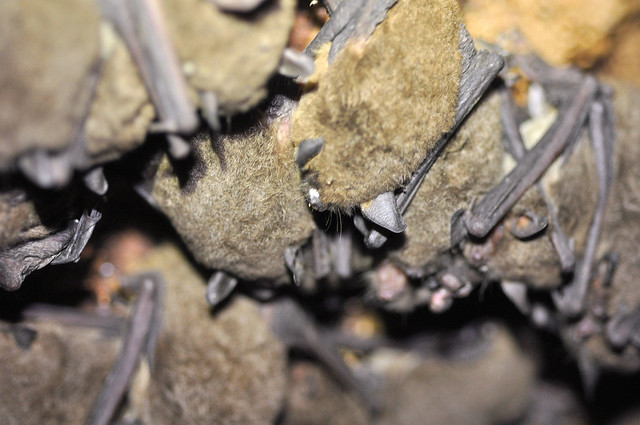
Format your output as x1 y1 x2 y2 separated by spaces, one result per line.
290 0 462 211
149 124 315 284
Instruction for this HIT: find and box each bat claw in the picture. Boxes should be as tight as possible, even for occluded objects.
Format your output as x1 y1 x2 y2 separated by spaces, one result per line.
206 271 238 307
296 137 325 169
166 134 191 159
210 0 266 13
18 150 72 189
605 304 640 350
360 191 406 234
84 167 109 195
199 91 221 132
284 245 305 286
279 48 315 80
509 210 548 239
500 280 531 314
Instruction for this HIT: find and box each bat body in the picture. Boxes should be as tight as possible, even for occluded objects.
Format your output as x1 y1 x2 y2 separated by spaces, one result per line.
291 0 462 211
371 322 535 425
0 0 297 188
0 317 121 425
128 243 288 425
148 124 315 284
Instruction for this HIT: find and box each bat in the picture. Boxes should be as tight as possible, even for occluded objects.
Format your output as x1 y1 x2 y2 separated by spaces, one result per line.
291 0 469 213
462 74 599 239
499 86 574 272
129 243 288 425
0 0 103 188
291 0 504 250
355 25 504 247
145 126 315 285
368 321 536 425
547 81 640 390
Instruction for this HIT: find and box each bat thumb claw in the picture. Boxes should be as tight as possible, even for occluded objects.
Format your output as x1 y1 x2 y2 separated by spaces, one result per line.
361 191 406 234
296 137 324 169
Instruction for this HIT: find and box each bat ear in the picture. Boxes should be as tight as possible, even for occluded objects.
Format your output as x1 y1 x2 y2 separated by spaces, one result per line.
296 137 324 169
360 191 406 234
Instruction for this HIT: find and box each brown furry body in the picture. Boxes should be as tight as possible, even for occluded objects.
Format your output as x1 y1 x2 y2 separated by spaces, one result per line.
151 127 315 283
291 0 462 210
371 323 535 425
555 83 640 371
388 89 503 276
131 243 287 425
161 0 295 115
0 0 100 170
0 0 293 175
84 28 155 165
0 322 120 425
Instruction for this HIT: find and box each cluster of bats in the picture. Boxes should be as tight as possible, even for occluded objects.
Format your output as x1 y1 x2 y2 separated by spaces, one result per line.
2 0 640 423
